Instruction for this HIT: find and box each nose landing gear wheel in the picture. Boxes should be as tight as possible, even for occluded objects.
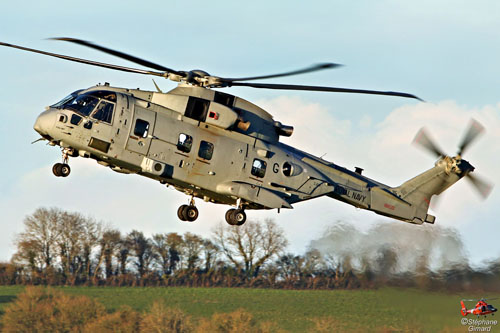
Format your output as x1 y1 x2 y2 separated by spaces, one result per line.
177 205 199 222
52 163 71 177
225 209 246 226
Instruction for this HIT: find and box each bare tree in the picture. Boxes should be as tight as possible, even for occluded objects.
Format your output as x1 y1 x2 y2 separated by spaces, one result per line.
201 239 218 272
57 211 85 282
212 219 288 277
151 233 170 276
80 217 103 280
14 208 62 271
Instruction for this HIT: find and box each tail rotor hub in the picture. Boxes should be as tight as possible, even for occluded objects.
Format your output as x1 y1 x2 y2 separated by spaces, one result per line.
414 119 492 199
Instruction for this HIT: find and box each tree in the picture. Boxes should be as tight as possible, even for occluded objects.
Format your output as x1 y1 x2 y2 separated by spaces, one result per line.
166 233 183 274
94 229 121 280
57 211 85 282
116 237 130 276
14 207 62 272
127 230 153 278
212 219 288 278
201 239 218 272
151 233 170 276
79 217 102 280
182 233 203 270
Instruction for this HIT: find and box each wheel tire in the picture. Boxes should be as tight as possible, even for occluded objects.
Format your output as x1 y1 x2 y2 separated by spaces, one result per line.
184 206 199 222
225 209 237 225
60 164 71 177
177 205 188 221
52 163 64 177
233 209 246 225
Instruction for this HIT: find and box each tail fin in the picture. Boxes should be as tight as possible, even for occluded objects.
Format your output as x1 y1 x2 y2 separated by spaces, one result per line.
461 300 468 316
393 160 461 223
397 120 488 224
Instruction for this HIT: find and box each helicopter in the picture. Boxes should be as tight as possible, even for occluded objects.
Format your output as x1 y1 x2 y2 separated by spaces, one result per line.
461 298 498 317
0 38 492 226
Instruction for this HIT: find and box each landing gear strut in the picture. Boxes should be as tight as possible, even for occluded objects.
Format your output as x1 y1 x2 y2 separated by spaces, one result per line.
177 197 199 222
53 147 74 177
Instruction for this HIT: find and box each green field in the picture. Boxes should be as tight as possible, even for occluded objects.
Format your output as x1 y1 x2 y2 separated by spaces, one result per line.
0 286 498 332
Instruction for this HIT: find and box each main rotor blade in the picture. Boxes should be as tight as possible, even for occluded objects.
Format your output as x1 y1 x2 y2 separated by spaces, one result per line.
228 82 422 100
51 37 184 76
458 119 485 156
412 128 446 158
220 63 342 82
0 41 166 77
466 173 493 199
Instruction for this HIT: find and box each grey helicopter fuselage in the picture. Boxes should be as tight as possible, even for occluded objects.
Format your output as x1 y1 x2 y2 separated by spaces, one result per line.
34 83 475 225
2 37 486 227
35 83 334 210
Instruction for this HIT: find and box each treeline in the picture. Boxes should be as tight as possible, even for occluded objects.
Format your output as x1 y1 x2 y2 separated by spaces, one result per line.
1 207 499 291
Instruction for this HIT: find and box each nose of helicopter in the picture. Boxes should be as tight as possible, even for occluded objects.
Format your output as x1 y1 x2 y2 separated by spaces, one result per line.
33 109 56 136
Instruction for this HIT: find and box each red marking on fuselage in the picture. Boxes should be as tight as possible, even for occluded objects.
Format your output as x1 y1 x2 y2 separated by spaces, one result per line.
384 203 395 210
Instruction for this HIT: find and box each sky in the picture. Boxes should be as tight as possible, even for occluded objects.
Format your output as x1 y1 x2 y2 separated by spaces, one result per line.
0 1 499 267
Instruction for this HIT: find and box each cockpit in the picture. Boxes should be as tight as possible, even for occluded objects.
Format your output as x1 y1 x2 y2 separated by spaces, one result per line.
52 90 117 124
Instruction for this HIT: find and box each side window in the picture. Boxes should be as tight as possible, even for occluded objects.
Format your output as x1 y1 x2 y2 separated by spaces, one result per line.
251 158 267 178
177 133 193 153
92 101 114 124
134 119 149 138
70 114 82 125
198 141 214 160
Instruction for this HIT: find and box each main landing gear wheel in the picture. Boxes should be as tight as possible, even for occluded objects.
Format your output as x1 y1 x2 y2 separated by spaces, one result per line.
225 209 246 226
177 205 199 222
52 163 71 177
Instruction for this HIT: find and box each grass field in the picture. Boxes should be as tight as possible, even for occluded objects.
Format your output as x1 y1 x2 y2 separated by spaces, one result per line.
0 286 498 332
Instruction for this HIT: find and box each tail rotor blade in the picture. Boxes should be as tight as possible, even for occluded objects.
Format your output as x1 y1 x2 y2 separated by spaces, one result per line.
413 128 446 158
466 173 493 199
458 119 485 156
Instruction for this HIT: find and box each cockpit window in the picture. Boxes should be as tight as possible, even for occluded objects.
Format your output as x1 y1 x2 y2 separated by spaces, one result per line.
92 100 114 124
53 90 117 117
51 90 83 108
88 91 117 102
65 95 99 116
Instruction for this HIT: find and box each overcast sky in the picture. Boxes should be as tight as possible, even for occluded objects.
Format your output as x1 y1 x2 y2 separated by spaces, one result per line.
1 1 499 267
